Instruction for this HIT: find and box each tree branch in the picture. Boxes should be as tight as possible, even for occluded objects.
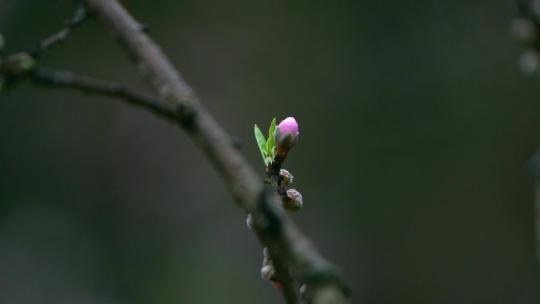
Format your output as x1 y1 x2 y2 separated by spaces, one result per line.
4 1 351 302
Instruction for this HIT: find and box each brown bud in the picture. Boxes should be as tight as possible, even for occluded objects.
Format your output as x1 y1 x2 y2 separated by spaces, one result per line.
279 169 294 187
261 248 276 280
282 188 303 211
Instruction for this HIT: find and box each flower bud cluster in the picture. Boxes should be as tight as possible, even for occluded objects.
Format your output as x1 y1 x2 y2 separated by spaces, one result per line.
254 117 306 293
277 168 303 211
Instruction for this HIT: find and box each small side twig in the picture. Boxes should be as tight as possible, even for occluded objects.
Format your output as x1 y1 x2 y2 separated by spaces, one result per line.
30 5 87 57
31 67 178 120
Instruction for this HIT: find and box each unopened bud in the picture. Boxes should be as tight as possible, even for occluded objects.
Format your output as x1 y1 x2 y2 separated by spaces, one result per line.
283 188 303 211
279 169 294 187
261 264 275 280
300 283 308 298
5 53 36 75
263 247 271 259
246 213 254 229
274 117 299 162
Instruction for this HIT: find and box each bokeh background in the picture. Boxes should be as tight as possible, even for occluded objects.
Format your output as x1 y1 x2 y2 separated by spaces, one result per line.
1 0 540 303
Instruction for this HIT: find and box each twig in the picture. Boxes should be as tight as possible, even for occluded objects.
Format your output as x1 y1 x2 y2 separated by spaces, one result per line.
265 163 301 301
30 5 87 57
80 0 350 303
31 67 178 121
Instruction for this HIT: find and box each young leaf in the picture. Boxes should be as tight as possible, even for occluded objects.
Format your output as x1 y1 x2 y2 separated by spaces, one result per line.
254 124 267 163
265 117 277 161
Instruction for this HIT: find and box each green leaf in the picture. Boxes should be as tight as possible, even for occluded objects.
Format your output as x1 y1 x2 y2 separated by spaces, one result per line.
254 124 267 163
265 117 277 162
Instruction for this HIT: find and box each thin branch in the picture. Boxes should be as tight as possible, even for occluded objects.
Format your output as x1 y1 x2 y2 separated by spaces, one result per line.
30 5 87 57
31 67 178 121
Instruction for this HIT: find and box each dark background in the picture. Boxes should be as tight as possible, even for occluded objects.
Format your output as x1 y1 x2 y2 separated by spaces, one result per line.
1 1 540 303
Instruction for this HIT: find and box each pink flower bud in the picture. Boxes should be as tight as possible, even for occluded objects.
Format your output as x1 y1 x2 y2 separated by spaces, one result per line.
274 117 299 163
277 117 299 137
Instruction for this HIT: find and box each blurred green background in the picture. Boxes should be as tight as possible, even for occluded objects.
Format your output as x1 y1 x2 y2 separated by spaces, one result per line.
1 0 540 303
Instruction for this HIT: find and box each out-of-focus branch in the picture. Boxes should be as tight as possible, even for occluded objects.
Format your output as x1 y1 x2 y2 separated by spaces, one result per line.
30 5 87 57
80 0 350 303
0 6 85 90
515 1 540 272
528 152 540 271
31 67 179 121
